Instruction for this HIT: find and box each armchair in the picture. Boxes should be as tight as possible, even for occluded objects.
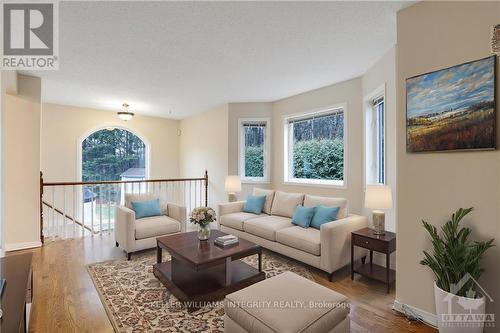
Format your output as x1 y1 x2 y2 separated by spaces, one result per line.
114 193 186 260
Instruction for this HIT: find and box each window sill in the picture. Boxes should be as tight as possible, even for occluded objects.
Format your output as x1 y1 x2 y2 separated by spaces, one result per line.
241 179 271 185
283 179 346 189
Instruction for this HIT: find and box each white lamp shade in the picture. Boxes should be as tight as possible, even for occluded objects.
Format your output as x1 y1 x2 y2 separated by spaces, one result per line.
365 185 392 210
225 175 241 193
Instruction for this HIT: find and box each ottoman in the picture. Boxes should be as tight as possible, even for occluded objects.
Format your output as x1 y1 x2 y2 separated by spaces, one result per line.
224 271 350 333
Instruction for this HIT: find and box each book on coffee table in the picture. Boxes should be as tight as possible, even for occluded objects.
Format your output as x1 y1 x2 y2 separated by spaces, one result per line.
215 234 239 247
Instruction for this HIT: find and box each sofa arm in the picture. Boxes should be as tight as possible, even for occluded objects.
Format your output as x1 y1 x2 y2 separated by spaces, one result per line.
167 203 187 232
319 214 369 273
218 201 245 216
114 206 137 253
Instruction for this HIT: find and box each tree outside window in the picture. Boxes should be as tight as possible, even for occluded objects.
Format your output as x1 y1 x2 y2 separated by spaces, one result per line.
285 107 345 186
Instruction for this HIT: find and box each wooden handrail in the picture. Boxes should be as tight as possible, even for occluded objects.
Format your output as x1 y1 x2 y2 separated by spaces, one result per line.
43 176 207 187
42 200 98 234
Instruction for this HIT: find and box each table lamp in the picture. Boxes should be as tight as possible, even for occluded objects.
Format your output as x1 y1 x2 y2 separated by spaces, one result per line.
225 175 241 202
365 185 392 235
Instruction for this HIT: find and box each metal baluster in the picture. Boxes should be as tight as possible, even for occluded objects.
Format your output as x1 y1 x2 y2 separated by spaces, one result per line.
73 185 76 238
182 181 186 208
189 181 192 211
108 184 111 234
51 187 55 239
139 181 142 195
198 180 204 206
82 185 85 236
63 186 67 239
99 184 103 235
91 185 94 236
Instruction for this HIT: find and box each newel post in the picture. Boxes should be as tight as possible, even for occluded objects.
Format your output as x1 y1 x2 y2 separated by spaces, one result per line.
40 171 44 244
204 170 208 207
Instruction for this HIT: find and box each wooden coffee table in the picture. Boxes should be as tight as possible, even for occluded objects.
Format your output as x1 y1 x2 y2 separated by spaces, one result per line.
153 230 265 306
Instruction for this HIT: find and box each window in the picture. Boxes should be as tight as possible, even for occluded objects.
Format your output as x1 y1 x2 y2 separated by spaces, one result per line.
82 128 147 182
239 118 270 182
284 106 345 186
365 92 386 184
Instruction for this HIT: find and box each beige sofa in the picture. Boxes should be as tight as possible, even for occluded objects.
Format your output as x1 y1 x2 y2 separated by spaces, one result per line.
115 193 186 260
219 189 367 280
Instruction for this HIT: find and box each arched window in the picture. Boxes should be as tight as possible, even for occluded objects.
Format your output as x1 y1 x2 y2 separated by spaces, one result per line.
81 128 147 182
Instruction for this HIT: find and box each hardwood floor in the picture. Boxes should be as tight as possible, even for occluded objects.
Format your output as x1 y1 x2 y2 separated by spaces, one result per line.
13 235 436 333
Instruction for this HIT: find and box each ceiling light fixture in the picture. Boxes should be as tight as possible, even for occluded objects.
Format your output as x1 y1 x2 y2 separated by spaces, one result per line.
117 103 134 121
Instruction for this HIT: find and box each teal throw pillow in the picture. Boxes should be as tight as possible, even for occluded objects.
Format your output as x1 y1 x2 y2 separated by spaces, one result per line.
243 195 267 214
131 199 162 219
292 205 316 228
310 205 340 229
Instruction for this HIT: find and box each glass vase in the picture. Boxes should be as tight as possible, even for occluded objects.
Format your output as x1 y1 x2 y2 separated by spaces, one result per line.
197 224 211 241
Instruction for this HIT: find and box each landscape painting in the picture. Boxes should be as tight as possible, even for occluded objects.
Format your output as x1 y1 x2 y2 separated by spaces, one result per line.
406 56 496 152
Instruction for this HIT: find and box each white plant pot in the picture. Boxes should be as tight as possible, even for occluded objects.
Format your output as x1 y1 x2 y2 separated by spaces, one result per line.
434 282 486 333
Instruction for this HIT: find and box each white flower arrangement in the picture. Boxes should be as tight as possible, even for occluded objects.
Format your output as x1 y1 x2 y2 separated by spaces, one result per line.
189 207 216 227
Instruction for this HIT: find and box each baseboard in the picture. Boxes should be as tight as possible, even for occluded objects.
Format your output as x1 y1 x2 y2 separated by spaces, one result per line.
393 299 438 329
4 241 42 252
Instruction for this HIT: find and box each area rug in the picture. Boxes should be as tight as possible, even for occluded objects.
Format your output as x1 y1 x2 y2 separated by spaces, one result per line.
87 250 314 333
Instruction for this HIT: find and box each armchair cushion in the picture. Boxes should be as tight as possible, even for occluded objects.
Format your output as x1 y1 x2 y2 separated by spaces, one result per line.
135 215 180 240
125 193 168 214
131 199 162 219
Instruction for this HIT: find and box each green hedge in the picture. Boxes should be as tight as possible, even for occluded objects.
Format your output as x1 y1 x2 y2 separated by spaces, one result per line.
245 146 264 177
244 139 343 180
292 139 343 180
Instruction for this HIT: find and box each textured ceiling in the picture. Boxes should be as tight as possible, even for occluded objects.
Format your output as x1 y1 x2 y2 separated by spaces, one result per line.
23 1 409 119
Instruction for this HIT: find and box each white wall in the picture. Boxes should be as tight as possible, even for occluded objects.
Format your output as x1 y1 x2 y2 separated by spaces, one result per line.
41 103 180 183
395 1 500 327
179 105 229 209
4 75 42 250
227 102 273 199
361 46 397 232
361 46 397 269
271 78 365 214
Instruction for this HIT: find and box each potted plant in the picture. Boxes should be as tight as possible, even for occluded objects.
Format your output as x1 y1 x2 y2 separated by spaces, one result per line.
420 208 494 333
190 207 216 240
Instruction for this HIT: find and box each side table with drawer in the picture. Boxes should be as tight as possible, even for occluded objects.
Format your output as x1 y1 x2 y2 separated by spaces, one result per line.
351 227 396 293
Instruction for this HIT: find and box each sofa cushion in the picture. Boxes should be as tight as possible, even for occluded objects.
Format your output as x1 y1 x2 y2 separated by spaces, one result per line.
243 195 267 215
303 194 348 219
276 226 321 255
271 191 305 218
244 215 292 241
310 205 340 230
253 188 275 215
135 215 180 240
291 205 316 228
219 212 260 231
224 271 349 333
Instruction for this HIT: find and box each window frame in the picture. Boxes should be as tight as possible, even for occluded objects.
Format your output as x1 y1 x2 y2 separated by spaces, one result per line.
364 84 387 185
283 103 347 189
238 117 271 184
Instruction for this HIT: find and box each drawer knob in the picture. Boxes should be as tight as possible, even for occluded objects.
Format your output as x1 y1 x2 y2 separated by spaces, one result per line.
365 241 369 244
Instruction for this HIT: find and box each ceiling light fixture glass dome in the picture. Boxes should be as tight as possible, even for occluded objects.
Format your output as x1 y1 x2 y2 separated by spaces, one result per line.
117 103 134 121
